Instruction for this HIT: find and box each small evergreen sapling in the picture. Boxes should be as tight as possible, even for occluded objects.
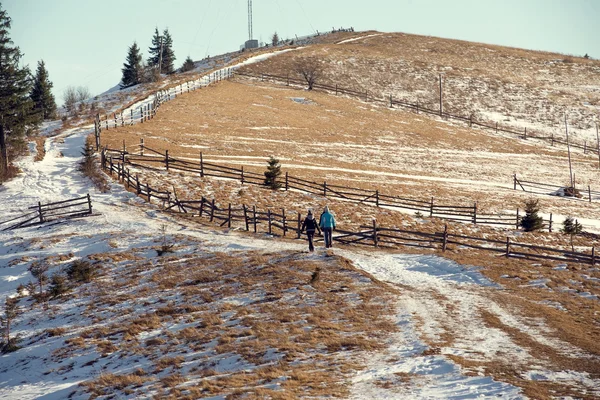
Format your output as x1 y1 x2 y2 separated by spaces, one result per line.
561 216 583 235
0 297 21 353
264 156 282 190
520 199 544 232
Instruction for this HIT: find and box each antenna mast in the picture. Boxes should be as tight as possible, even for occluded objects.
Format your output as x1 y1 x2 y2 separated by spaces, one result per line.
248 0 253 40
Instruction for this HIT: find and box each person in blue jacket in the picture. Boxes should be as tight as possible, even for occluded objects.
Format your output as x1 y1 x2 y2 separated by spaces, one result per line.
300 209 321 252
319 205 336 248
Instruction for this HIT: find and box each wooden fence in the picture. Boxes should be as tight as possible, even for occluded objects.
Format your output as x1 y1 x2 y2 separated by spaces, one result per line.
99 157 597 266
513 174 600 203
0 194 93 231
234 71 600 158
102 146 580 232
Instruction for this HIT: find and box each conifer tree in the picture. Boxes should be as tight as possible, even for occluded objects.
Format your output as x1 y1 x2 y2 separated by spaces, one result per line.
520 199 544 232
561 216 583 235
264 156 282 190
30 60 57 119
181 56 195 72
0 5 37 178
161 28 176 74
271 32 279 46
0 296 20 353
121 41 143 88
148 27 162 69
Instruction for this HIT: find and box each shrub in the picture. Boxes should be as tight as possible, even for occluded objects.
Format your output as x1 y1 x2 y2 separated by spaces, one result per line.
520 199 543 232
49 274 70 298
67 260 96 283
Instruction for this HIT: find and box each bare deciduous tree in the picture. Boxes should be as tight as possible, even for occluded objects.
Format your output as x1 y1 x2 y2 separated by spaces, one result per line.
294 56 324 90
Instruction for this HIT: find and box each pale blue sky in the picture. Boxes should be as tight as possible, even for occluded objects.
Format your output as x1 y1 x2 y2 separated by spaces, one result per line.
3 0 598 103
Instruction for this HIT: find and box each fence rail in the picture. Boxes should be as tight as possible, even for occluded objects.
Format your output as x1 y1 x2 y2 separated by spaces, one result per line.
234 71 600 158
0 194 93 231
513 174 600 202
99 156 598 266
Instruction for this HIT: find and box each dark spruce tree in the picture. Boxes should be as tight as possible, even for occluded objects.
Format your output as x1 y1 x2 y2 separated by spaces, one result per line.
264 156 282 190
520 199 544 232
148 27 162 71
181 56 195 72
120 41 143 88
0 4 38 179
161 28 176 75
30 60 57 119
561 216 583 235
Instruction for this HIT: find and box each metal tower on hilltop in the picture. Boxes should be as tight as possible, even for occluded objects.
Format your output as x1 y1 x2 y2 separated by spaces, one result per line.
243 0 258 49
248 0 253 41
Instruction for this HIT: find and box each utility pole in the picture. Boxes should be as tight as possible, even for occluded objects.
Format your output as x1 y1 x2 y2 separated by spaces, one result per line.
565 114 574 189
439 73 443 117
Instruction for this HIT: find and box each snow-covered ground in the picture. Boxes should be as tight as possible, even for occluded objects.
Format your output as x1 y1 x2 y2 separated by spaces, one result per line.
1 44 598 399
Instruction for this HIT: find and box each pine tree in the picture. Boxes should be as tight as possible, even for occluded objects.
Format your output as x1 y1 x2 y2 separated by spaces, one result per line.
271 32 279 46
0 296 20 353
30 60 57 119
561 216 583 235
0 5 38 179
161 28 176 75
264 156 282 190
120 41 143 89
148 27 162 69
520 199 544 232
181 56 195 72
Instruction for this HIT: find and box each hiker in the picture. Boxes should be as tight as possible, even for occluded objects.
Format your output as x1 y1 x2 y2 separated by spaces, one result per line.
301 209 321 252
319 205 336 248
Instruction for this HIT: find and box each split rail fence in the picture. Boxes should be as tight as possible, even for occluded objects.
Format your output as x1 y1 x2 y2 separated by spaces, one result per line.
234 71 600 158
100 156 597 266
0 194 93 231
102 145 579 234
513 174 600 203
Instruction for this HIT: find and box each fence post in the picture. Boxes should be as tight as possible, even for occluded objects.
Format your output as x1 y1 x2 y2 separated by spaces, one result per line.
335 84 338 95
524 127 527 139
243 205 249 231
165 150 169 171
136 174 141 195
297 212 302 239
253 206 257 233
389 94 393 108
87 193 93 214
140 138 145 156
375 190 379 207
241 166 244 184
442 224 448 251
548 213 553 233
200 152 204 178
210 199 215 222
516 208 520 229
38 202 44 223
268 209 272 234
199 198 205 217
589 185 592 202
473 202 477 224
469 114 472 128
584 141 587 154
365 90 368 102
505 237 510 257
496 122 498 134
282 208 286 236
228 203 232 228
372 219 378 247
285 172 289 191
126 168 130 188
592 247 596 266
513 174 516 190
416 102 419 114
429 197 434 217
324 181 327 197
146 183 151 203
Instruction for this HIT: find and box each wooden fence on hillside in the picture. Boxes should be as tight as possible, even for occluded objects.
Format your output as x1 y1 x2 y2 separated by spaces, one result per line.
101 146 576 233
513 174 600 203
100 157 597 266
234 71 600 158
0 194 93 231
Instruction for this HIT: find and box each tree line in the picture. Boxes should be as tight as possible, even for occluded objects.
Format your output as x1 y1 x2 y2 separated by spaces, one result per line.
120 27 195 89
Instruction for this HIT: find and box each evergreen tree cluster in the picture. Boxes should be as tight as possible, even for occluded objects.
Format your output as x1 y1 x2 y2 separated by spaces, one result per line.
30 60 57 119
561 216 583 235
121 27 179 89
0 4 39 178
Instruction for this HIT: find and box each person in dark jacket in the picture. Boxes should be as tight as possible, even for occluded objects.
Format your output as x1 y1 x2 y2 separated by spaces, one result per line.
301 210 321 252
319 205 336 248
